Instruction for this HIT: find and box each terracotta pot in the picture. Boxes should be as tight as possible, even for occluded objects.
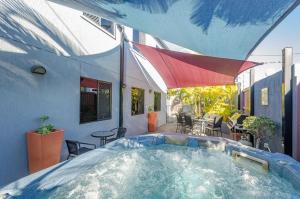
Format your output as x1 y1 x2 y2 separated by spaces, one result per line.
26 129 64 174
230 132 241 141
148 112 157 132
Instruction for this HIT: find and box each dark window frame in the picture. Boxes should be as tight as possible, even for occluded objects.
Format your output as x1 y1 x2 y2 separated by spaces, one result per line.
154 91 161 112
131 87 145 116
80 77 112 124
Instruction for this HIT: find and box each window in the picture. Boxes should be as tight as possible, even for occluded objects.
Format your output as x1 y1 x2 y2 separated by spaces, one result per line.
131 87 144 115
82 13 115 38
80 77 112 123
154 92 161 112
133 30 145 44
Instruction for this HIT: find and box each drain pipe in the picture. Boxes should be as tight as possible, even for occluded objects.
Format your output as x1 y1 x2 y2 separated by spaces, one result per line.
118 25 125 128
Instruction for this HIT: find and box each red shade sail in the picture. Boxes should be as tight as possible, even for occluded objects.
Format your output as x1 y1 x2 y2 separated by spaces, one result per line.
135 43 261 88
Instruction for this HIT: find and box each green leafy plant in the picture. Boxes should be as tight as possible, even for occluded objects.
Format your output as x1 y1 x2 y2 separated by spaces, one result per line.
243 116 277 138
148 105 154 112
37 115 54 135
168 85 238 121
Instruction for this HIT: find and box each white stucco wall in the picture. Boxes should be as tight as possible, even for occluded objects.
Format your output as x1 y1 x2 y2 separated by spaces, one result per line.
0 0 169 186
123 42 167 136
0 0 123 186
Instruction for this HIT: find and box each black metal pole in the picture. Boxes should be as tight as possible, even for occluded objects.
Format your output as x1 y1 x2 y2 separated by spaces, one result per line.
118 25 125 128
250 69 255 116
237 82 241 110
282 47 293 155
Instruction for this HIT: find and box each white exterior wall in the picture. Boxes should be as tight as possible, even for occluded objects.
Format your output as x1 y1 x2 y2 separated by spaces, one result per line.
0 0 123 185
0 0 168 185
123 30 167 136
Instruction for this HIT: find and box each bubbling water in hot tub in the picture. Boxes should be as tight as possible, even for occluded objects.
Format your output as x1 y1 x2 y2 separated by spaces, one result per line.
1 135 300 199
42 145 298 199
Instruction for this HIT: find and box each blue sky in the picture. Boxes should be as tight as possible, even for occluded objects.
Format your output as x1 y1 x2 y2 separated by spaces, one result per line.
250 5 300 63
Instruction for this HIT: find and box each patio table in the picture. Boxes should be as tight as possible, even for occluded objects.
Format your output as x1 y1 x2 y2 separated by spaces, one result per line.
197 118 215 133
91 131 115 147
191 118 204 133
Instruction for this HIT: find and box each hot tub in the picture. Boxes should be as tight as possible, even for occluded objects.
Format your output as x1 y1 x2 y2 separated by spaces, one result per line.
1 133 300 198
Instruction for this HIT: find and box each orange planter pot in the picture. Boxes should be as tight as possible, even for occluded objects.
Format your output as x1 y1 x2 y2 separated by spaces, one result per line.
148 112 157 132
27 129 64 174
230 132 241 141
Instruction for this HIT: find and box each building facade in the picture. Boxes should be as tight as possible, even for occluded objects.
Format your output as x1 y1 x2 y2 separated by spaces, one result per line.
0 0 166 186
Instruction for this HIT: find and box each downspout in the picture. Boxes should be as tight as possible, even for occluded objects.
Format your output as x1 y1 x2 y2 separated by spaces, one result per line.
118 25 125 127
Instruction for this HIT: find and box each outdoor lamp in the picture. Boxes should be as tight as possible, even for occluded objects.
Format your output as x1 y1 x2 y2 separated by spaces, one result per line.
31 65 47 75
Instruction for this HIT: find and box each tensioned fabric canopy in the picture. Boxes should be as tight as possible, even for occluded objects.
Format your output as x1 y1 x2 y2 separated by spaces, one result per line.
49 0 299 60
134 43 260 88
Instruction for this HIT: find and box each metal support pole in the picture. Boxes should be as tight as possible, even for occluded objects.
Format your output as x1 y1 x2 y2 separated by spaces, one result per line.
237 82 241 110
250 69 255 116
282 47 293 155
118 25 125 127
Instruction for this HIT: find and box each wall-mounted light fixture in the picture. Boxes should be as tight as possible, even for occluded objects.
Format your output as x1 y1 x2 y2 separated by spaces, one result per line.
122 83 126 89
149 89 152 93
31 65 46 75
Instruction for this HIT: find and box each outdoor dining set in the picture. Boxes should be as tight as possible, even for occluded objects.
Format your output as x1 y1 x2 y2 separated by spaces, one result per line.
175 112 258 148
65 127 127 159
176 113 223 136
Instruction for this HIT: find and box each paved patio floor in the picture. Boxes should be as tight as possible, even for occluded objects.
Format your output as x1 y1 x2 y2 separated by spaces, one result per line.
156 122 232 139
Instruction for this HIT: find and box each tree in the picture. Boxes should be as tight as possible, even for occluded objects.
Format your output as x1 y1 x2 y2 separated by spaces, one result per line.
168 85 238 120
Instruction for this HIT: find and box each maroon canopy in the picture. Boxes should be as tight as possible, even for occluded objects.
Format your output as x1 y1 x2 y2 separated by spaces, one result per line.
135 43 261 88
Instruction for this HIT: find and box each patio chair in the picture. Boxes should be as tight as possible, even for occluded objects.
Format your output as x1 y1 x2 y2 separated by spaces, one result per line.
65 140 96 159
184 114 193 133
176 113 185 133
106 127 127 143
205 115 223 137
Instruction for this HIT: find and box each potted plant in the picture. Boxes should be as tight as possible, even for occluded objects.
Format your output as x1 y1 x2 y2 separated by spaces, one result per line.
148 105 157 132
27 115 64 174
242 116 277 149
